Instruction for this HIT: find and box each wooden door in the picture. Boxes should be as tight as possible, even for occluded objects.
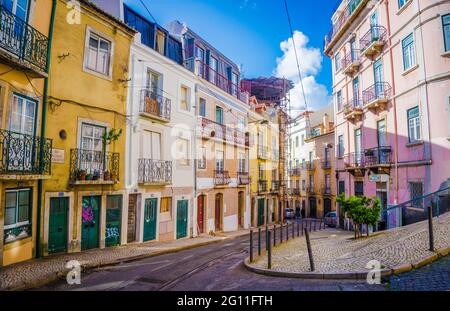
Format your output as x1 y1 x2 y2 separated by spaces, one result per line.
48 197 68 254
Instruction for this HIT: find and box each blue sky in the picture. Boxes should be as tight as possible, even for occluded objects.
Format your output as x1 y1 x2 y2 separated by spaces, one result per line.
123 0 338 111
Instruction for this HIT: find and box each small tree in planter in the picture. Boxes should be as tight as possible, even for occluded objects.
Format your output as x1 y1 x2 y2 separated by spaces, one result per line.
102 128 123 181
337 194 382 239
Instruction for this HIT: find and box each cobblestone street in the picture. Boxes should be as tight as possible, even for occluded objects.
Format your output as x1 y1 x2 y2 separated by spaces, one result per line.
388 256 450 291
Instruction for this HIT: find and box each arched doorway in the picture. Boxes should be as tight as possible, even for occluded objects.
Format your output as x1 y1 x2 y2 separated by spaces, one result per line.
238 192 245 229
215 193 223 232
197 195 206 234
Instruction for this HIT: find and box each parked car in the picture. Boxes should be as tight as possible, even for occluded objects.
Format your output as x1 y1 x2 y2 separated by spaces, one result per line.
284 208 295 219
324 212 337 227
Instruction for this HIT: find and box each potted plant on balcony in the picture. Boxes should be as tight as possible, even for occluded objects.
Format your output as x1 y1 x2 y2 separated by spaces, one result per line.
102 128 123 183
86 173 93 181
103 170 111 181
77 169 87 181
93 170 101 181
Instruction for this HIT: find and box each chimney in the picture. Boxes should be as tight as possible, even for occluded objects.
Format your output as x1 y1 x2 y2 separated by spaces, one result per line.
323 113 330 133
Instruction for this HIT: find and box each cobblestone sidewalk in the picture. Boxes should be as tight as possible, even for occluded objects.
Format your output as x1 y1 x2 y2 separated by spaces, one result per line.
249 213 450 276
0 230 249 291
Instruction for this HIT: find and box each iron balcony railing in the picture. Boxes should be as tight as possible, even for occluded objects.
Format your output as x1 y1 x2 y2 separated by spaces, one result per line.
360 25 388 52
362 82 392 105
140 89 171 121
364 146 392 166
306 161 315 171
291 188 300 195
138 159 172 184
324 0 366 50
70 149 119 183
321 160 332 169
258 180 268 193
238 172 250 185
344 152 365 168
214 170 231 186
199 117 247 146
343 97 363 115
258 145 269 160
271 180 280 192
289 167 300 176
0 129 52 175
0 5 49 72
341 49 360 70
184 58 248 103
306 186 316 195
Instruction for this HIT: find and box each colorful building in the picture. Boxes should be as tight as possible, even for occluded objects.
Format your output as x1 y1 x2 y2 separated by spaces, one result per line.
324 0 450 228
168 20 251 233
0 0 54 266
40 0 135 257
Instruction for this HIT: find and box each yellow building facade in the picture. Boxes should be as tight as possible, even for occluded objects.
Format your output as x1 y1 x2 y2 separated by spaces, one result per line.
40 0 135 257
0 0 54 266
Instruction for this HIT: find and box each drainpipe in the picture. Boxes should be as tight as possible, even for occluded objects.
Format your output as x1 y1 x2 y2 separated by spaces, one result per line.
37 0 57 258
193 89 198 238
384 0 399 205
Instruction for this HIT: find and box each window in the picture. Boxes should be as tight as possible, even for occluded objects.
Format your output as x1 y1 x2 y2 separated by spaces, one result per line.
313 128 321 137
216 151 224 172
377 119 387 147
337 90 343 110
142 130 161 160
335 52 341 72
407 106 421 143
355 181 364 196
295 136 299 147
238 153 246 173
209 56 218 84
302 180 306 190
3 0 29 21
402 33 416 70
198 147 206 169
215 106 223 124
177 138 190 166
231 72 238 96
398 0 408 9
301 134 305 146
85 30 112 76
309 175 314 188
258 163 265 179
338 135 344 157
443 14 450 52
180 86 190 111
160 197 172 213
9 93 37 136
199 98 206 117
4 189 31 243
238 116 246 131
325 174 331 188
409 182 423 208
147 70 161 99
81 123 106 152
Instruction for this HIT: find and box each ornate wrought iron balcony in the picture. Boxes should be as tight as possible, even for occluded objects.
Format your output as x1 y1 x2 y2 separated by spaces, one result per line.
362 82 392 109
321 160 332 170
258 180 267 193
306 161 315 171
138 159 172 185
306 186 316 195
360 25 387 58
237 172 250 185
271 180 280 192
0 5 49 74
69 149 119 184
140 89 171 122
289 167 300 177
344 152 366 169
364 146 392 167
342 49 360 76
0 129 52 176
343 97 364 122
214 170 231 187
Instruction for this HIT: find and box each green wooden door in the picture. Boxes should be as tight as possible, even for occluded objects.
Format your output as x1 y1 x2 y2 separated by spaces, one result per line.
176 200 188 239
143 198 157 242
81 196 100 251
257 198 265 226
48 197 68 254
105 195 122 247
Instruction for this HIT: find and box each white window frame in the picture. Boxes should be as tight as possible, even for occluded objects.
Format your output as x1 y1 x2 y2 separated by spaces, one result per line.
179 85 191 112
77 118 109 152
402 32 416 71
407 106 422 143
83 26 114 80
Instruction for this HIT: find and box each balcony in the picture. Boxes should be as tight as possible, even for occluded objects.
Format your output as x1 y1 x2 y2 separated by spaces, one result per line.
0 129 52 179
362 82 392 110
198 117 248 147
0 5 49 76
360 26 388 59
214 170 231 187
184 58 248 103
271 180 280 192
138 159 172 185
343 98 364 122
343 153 366 176
258 180 268 193
237 172 250 185
321 160 332 170
291 188 300 196
324 0 370 54
305 161 315 171
289 167 300 177
69 149 119 185
342 49 360 76
306 186 316 195
272 149 280 161
140 89 171 122
321 186 332 196
364 146 392 168
258 145 269 160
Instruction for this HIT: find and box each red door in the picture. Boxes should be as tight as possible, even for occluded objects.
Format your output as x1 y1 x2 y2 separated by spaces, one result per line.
197 196 204 234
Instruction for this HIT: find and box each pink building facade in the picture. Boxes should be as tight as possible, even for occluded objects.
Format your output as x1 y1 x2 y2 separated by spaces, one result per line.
324 0 450 227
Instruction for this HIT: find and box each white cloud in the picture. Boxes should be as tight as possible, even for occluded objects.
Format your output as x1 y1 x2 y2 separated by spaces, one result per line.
274 31 331 114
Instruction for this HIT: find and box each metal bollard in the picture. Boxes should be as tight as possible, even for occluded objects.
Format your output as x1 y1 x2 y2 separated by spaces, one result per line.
280 224 283 243
258 227 262 256
300 219 304 236
266 225 269 251
428 206 434 251
304 228 315 271
309 219 312 232
292 220 295 239
249 230 254 263
286 222 289 241
297 220 300 237
268 231 272 269
314 219 317 231
273 225 277 246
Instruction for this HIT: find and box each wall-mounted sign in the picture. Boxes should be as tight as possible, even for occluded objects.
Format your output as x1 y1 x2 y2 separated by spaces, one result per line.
369 174 389 183
52 149 65 164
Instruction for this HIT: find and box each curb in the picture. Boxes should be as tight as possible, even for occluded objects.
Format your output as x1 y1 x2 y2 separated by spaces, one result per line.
5 235 243 291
